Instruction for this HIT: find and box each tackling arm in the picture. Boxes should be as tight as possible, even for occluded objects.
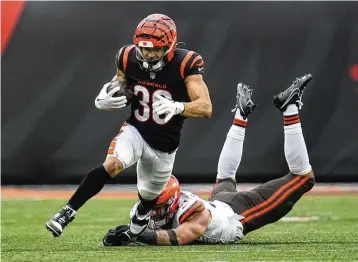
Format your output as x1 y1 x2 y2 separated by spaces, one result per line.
137 208 211 246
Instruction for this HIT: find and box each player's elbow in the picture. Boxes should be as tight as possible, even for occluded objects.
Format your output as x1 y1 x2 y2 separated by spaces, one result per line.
203 101 212 119
177 231 202 246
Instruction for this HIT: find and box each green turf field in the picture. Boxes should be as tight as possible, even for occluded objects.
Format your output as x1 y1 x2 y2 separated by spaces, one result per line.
2 196 358 261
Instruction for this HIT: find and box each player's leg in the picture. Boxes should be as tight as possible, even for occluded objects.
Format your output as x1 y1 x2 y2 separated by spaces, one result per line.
129 146 177 235
46 122 142 237
209 83 256 200
229 74 315 235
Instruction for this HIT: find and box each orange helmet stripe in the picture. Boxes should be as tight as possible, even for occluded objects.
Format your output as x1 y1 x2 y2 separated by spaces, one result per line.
138 21 172 43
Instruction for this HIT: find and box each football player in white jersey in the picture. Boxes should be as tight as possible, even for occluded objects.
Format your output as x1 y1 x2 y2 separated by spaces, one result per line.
103 75 315 246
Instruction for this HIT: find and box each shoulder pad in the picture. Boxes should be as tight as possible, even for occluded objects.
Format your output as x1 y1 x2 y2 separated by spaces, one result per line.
179 50 205 79
177 198 205 224
115 44 135 73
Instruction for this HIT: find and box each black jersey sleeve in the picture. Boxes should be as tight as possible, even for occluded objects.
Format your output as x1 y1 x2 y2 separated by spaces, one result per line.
180 51 205 79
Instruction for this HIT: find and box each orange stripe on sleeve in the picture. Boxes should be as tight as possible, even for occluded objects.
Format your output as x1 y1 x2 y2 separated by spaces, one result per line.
122 45 135 73
241 176 310 224
190 55 202 69
179 200 205 224
180 51 194 79
107 148 115 155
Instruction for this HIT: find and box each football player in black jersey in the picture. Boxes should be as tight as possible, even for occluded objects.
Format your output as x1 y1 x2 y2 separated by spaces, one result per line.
46 14 212 238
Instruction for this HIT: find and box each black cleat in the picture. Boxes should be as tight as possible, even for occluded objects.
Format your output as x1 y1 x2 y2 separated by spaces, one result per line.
46 205 76 237
273 74 312 112
231 83 257 119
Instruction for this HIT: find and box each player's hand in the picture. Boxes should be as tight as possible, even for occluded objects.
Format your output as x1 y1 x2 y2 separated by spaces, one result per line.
116 229 135 245
103 225 132 246
95 82 127 110
152 94 184 123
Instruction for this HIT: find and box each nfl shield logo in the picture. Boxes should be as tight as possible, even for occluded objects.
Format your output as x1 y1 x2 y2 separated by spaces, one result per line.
150 72 156 79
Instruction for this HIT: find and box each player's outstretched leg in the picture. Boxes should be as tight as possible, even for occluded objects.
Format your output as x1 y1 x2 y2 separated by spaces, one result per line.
237 74 315 234
274 74 313 176
209 83 257 199
46 164 113 237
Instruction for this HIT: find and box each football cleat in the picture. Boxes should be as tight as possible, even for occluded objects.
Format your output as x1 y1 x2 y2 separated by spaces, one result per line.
273 74 312 112
231 83 257 119
46 205 76 237
129 211 151 235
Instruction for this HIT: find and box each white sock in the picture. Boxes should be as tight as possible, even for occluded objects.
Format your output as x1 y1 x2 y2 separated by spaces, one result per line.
283 108 312 175
217 114 246 180
283 104 299 116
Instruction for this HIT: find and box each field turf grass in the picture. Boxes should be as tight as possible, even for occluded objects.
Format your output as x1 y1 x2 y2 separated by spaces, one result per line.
2 196 358 261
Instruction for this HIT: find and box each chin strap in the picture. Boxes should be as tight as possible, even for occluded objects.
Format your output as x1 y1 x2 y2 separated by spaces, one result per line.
142 60 167 72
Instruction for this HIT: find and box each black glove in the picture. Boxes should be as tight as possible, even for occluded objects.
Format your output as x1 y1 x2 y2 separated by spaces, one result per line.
103 225 132 246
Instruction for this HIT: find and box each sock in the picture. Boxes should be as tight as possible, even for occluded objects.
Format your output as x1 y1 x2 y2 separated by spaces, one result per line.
217 111 246 180
283 105 312 175
137 193 159 215
68 164 111 210
130 193 159 235
283 104 299 117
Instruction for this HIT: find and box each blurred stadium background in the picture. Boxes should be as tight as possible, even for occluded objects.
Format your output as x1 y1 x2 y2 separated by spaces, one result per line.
2 1 357 185
1 1 358 261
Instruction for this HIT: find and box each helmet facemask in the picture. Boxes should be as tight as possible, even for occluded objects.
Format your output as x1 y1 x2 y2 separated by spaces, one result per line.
135 45 169 72
149 193 179 230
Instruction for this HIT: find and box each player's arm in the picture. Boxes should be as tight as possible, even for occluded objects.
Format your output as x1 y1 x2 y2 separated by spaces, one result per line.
152 52 212 122
94 48 130 110
182 74 212 119
136 208 211 246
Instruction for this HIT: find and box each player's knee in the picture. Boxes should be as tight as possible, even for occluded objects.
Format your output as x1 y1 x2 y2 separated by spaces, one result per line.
292 169 315 191
103 157 123 178
138 189 159 201
307 170 316 189
301 169 315 185
304 169 315 178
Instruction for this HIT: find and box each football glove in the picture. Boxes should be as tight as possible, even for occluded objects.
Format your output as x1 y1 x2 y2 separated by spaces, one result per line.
94 82 127 110
103 225 132 246
152 94 184 123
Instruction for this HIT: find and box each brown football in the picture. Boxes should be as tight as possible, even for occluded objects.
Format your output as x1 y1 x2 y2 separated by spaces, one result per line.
108 81 133 107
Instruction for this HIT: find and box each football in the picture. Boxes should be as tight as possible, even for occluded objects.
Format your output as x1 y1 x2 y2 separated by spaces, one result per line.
108 80 133 107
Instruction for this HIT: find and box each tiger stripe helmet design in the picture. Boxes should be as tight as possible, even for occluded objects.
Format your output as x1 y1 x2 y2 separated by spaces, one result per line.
133 13 178 72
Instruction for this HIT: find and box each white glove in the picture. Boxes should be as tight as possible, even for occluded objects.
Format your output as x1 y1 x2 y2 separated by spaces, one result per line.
152 94 184 123
94 82 127 110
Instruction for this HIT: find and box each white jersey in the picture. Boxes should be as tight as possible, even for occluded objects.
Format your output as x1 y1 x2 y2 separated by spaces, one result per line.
172 191 244 244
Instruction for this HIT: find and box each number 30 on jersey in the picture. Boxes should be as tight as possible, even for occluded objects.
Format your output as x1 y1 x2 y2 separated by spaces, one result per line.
134 85 172 125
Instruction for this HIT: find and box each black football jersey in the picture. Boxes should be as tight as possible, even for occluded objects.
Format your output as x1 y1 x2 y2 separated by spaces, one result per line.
115 45 205 153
